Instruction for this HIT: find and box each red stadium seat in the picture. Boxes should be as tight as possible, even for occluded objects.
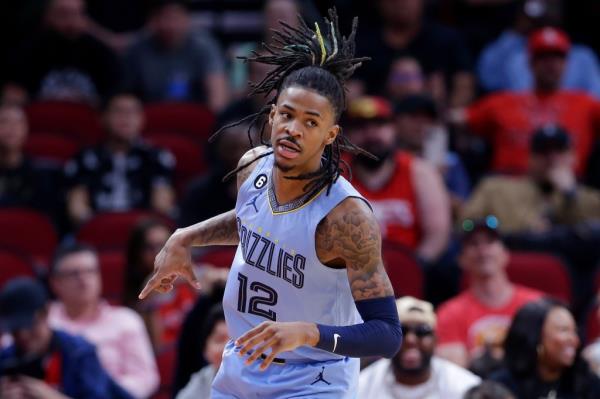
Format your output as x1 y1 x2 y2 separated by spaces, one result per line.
25 101 103 145
196 246 237 268
153 345 176 399
0 249 36 288
144 103 215 140
98 250 126 304
506 252 571 302
381 242 424 299
0 208 58 267
461 251 572 303
146 133 208 193
24 133 80 164
586 301 600 344
77 211 174 251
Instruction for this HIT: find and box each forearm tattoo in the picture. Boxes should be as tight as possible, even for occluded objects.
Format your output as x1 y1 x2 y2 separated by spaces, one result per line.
189 209 240 246
316 201 394 300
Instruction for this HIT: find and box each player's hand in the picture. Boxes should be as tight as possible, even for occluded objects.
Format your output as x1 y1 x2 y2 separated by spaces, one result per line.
138 231 202 299
236 321 319 371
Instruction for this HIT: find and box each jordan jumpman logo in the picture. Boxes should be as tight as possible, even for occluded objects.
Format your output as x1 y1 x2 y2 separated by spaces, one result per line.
246 194 260 212
310 367 331 385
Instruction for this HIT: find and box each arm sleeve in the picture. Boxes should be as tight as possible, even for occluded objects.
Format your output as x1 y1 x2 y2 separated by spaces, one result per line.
315 296 402 359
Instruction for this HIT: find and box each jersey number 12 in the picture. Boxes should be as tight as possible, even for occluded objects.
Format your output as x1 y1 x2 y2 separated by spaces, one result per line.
237 272 278 321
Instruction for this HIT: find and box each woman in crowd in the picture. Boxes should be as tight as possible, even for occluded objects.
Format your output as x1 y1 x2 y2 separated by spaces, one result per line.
490 298 600 398
124 217 196 351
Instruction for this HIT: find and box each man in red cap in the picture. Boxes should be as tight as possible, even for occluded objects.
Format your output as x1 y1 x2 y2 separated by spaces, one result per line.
478 0 600 98
451 27 600 176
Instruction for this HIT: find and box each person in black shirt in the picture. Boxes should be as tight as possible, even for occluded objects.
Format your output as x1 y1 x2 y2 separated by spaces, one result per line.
354 0 474 107
64 93 175 227
490 298 600 399
178 118 251 227
2 0 121 106
0 105 59 215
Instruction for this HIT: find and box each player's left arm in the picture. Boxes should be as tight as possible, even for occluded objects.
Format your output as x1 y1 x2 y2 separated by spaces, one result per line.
311 197 402 358
236 198 402 370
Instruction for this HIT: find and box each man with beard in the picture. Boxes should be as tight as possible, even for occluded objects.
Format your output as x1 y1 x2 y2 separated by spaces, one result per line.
346 96 451 264
358 296 480 399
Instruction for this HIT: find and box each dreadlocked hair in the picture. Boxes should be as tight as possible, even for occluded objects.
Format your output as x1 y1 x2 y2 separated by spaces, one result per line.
211 8 375 195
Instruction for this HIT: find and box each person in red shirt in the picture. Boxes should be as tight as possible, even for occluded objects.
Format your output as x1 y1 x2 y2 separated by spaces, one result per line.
345 96 450 264
452 27 600 175
435 217 542 369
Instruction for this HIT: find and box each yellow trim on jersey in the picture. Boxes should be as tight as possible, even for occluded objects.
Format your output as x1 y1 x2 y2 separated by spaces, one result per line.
269 186 327 215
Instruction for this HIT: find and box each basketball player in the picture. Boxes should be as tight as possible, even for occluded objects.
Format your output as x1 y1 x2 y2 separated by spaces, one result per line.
139 9 402 398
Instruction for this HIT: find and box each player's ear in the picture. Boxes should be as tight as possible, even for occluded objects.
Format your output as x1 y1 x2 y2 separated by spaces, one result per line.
269 104 276 126
325 125 340 146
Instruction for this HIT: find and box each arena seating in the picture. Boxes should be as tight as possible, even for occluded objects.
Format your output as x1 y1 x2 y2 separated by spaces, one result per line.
143 103 215 141
98 250 126 304
196 246 237 268
0 249 36 288
0 208 58 268
24 133 80 164
381 241 424 299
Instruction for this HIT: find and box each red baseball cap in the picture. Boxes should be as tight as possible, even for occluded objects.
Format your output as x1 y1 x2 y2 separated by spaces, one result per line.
346 96 393 122
528 27 570 57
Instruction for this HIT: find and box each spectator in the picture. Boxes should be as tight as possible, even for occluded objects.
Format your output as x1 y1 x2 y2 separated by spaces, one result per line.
0 105 59 215
2 0 121 106
395 94 471 211
0 277 133 399
385 56 427 102
178 118 252 227
355 0 474 107
490 299 600 398
358 296 480 398
123 0 228 111
85 0 147 53
64 93 175 227
173 274 227 396
124 218 196 351
345 96 451 264
175 305 228 399
462 125 600 234
463 380 516 399
478 0 600 98
48 243 159 399
452 27 600 176
436 218 542 368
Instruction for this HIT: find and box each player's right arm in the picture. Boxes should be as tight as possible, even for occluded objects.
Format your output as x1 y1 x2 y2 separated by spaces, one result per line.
138 146 270 299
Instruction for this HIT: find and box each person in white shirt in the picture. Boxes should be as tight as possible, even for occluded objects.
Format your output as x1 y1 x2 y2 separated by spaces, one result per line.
359 296 480 399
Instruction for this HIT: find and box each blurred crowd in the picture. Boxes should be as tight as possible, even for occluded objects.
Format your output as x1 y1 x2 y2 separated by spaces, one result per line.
2 0 600 398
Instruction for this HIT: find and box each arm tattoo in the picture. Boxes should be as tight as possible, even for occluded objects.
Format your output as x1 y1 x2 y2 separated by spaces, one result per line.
316 200 394 300
187 209 240 246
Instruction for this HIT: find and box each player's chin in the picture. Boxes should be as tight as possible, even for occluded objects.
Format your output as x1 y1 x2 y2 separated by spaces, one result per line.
274 156 297 173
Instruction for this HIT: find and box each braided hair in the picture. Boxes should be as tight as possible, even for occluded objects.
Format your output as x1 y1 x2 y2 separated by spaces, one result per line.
210 8 374 195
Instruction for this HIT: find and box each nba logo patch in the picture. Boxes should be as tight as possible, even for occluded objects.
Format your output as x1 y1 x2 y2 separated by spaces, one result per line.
254 174 268 189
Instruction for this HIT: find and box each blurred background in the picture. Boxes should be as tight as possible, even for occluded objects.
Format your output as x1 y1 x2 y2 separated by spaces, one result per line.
2 0 600 398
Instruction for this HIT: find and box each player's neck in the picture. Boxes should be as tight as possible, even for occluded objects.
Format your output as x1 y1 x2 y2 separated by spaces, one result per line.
272 162 321 205
470 273 514 307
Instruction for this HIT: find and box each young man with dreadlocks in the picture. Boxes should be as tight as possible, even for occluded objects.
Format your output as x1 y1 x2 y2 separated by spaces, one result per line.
139 9 402 398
